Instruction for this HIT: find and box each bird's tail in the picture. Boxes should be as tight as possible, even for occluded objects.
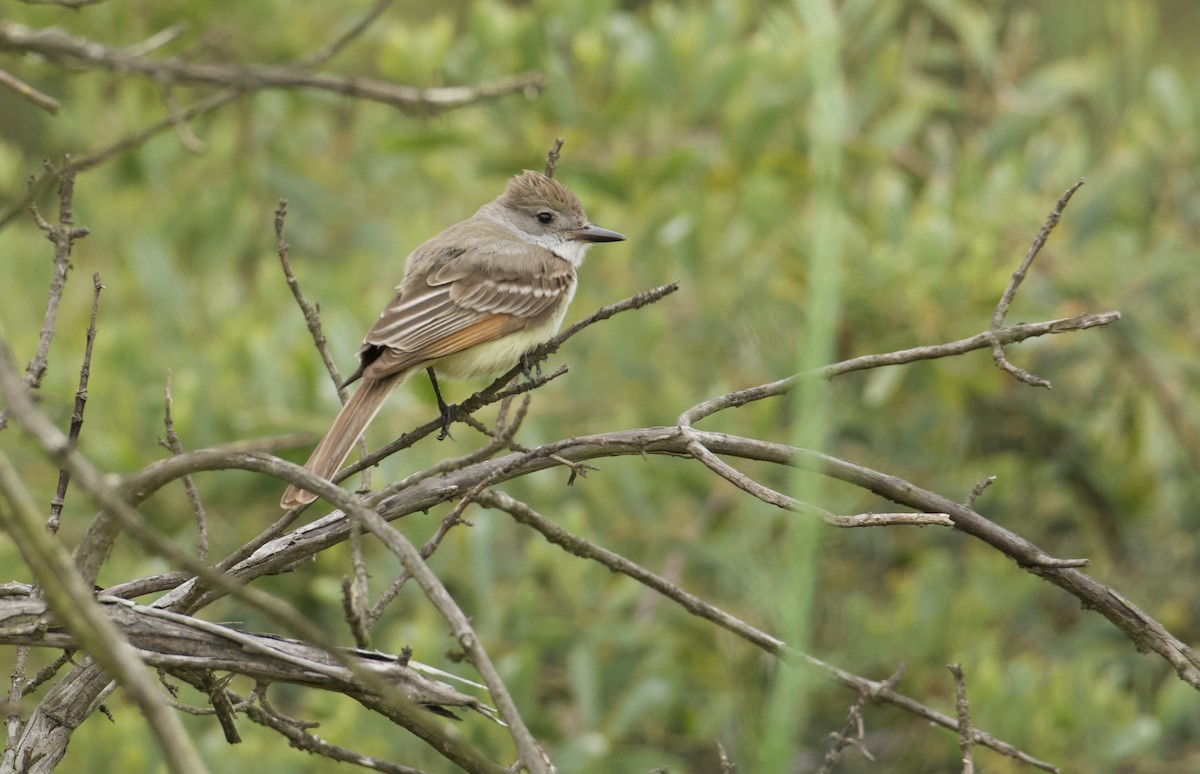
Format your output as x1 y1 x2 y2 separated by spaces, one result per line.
280 373 406 508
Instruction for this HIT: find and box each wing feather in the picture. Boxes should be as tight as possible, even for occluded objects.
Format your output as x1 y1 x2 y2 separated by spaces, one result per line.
352 244 575 382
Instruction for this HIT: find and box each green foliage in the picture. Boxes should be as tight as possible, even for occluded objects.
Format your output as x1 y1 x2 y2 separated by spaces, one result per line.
2 0 1200 771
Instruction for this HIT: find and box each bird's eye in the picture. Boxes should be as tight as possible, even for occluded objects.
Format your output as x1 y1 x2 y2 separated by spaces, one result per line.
536 211 554 224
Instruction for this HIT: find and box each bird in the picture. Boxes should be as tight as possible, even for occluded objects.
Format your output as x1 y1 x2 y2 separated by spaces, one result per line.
280 170 625 507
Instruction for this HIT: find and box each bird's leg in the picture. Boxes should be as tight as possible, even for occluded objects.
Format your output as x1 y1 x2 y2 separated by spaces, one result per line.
425 367 454 440
518 352 544 380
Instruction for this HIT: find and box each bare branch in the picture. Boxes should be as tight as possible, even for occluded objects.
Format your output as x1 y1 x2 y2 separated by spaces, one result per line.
543 137 564 177
0 69 59 114
243 699 432 774
0 593 492 721
48 273 102 533
0 338 507 771
0 21 544 114
295 0 397 69
815 663 904 773
0 166 88 431
679 310 1120 426
991 180 1085 330
159 370 208 561
474 490 1053 770
987 179 1087 388
275 200 347 393
948 664 976 774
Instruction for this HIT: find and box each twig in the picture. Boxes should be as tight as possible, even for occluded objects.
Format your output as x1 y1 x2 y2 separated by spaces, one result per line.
0 165 88 431
343 522 372 649
543 138 564 177
159 369 208 561
275 200 347 393
948 664 976 774
679 310 1119 426
244 698 431 774
815 663 905 773
275 200 374 500
683 430 951 527
48 273 103 533
121 23 188 58
295 0 397 69
965 476 996 508
987 179 1086 388
22 651 76 696
716 741 736 773
158 83 208 154
0 69 60 114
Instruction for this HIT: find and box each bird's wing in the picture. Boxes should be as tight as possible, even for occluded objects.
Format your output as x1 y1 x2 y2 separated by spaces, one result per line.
350 245 575 382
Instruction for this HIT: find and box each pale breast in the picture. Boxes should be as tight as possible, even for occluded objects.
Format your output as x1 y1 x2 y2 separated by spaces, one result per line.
431 280 576 379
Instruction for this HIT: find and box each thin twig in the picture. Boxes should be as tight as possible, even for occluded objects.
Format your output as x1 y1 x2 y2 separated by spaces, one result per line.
948 664 976 774
716 741 737 773
22 651 76 695
244 698 431 774
48 273 102 533
965 476 996 508
343 521 372 649
0 69 60 114
275 200 346 392
275 200 373 499
684 432 950 527
0 166 88 431
543 137 564 177
815 663 906 773
987 179 1086 388
678 310 1119 426
295 0 397 68
159 369 208 561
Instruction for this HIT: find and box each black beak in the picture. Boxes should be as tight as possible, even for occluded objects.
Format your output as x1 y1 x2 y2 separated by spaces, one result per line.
572 224 625 243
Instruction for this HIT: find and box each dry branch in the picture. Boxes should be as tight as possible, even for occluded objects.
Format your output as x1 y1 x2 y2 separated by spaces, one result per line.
0 21 543 113
0 591 492 719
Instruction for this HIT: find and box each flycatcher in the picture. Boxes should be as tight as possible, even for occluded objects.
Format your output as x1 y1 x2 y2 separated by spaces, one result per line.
280 170 624 507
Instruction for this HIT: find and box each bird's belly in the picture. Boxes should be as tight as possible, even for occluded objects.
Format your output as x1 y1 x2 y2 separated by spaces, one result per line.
432 304 571 380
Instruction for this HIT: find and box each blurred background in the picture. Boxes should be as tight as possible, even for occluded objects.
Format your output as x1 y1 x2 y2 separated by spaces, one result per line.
1 0 1199 771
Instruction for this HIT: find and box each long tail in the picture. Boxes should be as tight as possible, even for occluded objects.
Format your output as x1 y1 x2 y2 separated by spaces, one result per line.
280 373 406 508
